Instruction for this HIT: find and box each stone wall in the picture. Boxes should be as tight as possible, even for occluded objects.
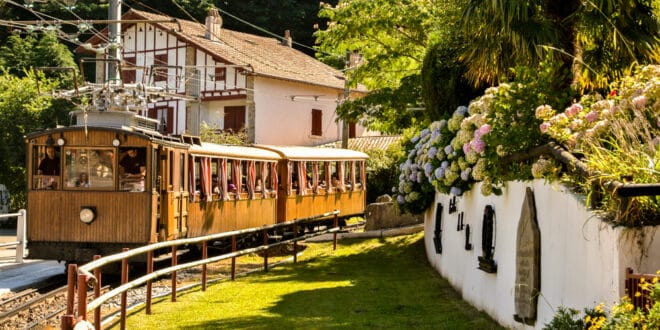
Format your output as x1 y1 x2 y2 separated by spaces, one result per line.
365 195 422 230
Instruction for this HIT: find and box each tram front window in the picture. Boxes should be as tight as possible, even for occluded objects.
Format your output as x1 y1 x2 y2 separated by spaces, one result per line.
63 148 115 189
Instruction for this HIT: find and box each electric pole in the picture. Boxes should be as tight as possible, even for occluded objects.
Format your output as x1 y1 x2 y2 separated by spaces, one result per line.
107 0 121 82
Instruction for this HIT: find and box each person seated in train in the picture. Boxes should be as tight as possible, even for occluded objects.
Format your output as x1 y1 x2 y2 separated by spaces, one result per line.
331 175 341 189
119 149 146 178
119 148 145 191
212 175 221 195
76 172 90 187
228 181 237 194
255 178 263 192
37 146 60 189
292 179 299 193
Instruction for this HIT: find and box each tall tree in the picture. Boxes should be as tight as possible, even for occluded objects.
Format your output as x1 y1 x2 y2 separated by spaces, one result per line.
316 0 470 132
461 0 660 91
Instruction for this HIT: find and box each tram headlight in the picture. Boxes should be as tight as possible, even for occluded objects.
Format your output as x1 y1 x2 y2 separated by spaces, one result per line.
80 206 96 224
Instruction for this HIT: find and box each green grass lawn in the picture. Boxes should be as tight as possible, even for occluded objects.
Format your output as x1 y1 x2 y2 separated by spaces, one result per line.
113 232 504 329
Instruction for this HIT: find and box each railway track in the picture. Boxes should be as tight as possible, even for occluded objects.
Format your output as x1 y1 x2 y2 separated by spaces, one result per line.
0 279 68 330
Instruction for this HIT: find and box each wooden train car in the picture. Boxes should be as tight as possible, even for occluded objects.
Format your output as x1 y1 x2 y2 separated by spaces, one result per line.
25 115 367 264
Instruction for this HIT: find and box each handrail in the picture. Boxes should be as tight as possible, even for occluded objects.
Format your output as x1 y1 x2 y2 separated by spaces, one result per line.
78 210 340 277
87 226 338 311
62 210 341 330
0 209 26 263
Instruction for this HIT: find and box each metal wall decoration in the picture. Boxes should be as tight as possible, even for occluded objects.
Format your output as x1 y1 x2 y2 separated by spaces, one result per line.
465 224 473 250
478 205 497 273
433 203 443 254
456 211 464 231
448 196 457 214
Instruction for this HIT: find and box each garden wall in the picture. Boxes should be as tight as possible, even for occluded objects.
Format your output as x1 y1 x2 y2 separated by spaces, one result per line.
424 180 660 329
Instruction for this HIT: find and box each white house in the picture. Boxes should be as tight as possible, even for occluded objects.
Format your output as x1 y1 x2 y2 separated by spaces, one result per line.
80 8 366 146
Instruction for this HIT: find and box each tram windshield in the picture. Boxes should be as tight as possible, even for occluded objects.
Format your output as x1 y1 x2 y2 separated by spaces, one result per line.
63 148 115 189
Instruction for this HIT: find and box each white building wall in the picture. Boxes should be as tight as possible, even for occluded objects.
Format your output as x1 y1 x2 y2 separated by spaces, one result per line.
424 180 660 329
253 78 364 146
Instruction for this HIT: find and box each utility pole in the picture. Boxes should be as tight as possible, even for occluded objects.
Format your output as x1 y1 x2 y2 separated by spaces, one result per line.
341 50 350 149
341 50 361 149
107 0 121 82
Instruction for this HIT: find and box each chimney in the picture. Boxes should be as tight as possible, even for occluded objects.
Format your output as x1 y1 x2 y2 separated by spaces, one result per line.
282 30 292 47
205 8 222 41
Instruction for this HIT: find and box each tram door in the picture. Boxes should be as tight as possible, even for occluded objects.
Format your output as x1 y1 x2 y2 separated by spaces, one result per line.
158 148 188 241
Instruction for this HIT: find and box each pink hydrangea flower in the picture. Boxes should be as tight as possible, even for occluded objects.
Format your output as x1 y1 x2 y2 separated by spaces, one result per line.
585 111 599 123
539 122 550 133
564 103 582 117
478 124 491 136
470 138 486 153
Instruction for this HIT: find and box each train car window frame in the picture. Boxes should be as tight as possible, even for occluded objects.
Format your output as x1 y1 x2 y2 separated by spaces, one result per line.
118 147 147 192
63 147 116 190
32 145 62 190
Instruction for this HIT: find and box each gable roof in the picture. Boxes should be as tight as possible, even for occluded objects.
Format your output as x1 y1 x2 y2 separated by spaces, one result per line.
320 136 402 152
82 9 356 91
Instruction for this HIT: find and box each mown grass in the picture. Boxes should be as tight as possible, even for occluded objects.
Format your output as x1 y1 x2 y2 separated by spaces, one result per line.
112 232 504 329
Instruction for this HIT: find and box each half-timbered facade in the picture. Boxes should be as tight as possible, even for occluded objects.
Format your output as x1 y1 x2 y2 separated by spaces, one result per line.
80 8 366 146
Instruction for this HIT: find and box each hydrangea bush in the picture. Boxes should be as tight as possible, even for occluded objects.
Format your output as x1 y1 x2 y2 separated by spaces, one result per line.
393 105 492 214
395 63 570 214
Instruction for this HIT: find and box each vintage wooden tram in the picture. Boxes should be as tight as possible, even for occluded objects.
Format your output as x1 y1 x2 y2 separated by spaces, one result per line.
25 111 367 265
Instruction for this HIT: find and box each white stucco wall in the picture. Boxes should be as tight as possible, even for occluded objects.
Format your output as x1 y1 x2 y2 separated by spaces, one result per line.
252 78 365 146
424 180 660 329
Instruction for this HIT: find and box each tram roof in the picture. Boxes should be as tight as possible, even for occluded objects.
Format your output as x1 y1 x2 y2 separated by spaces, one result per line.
188 142 282 161
254 145 368 161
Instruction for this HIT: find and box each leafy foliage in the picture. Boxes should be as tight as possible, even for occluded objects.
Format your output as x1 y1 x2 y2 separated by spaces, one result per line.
546 275 660 329
199 122 249 146
536 65 660 226
460 0 660 90
0 70 60 210
316 0 466 131
363 142 404 204
421 37 485 121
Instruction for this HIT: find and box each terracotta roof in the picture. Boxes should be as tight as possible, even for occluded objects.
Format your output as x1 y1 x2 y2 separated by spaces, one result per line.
319 136 402 152
106 9 354 91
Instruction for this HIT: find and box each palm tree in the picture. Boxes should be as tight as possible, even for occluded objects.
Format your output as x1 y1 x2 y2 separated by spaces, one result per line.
460 0 660 91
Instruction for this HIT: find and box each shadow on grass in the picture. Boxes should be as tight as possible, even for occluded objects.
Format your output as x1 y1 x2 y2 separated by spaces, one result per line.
167 233 504 329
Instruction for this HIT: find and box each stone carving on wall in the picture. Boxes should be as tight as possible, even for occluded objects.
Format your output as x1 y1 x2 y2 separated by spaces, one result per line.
513 187 541 325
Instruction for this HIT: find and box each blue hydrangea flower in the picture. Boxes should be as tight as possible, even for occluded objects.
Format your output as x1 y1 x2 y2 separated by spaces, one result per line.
428 147 438 158
397 195 405 204
456 106 469 116
424 162 434 175
434 167 445 179
444 145 453 155
450 186 462 196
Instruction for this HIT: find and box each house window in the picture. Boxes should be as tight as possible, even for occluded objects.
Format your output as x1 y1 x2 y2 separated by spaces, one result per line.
349 122 356 138
214 67 226 82
148 106 174 134
311 109 322 136
224 106 245 132
122 56 136 83
153 53 168 82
